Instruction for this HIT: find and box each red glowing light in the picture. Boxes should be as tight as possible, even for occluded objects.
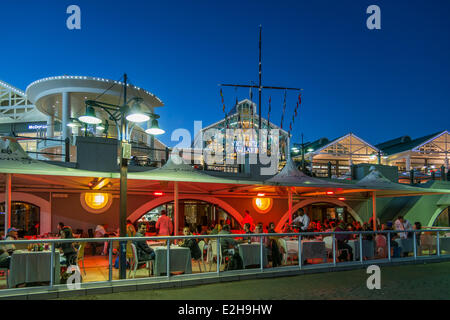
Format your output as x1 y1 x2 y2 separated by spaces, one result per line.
153 191 164 196
326 191 335 195
338 197 346 201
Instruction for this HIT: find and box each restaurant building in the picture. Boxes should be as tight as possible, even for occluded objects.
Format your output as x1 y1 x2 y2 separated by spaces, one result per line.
0 77 449 239
293 131 450 182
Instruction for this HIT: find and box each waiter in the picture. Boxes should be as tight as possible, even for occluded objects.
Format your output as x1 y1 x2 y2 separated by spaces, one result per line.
292 208 310 231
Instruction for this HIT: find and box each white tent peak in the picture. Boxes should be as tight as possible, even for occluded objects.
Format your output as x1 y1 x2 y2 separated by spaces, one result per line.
357 166 393 185
0 136 33 162
267 158 337 185
160 154 196 172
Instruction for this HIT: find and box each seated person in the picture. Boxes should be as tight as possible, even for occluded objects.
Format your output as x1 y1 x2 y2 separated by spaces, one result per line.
0 247 10 269
335 222 354 261
178 227 202 260
3 228 18 254
56 227 77 266
241 223 253 242
267 222 282 267
250 225 270 247
133 222 155 261
218 224 237 254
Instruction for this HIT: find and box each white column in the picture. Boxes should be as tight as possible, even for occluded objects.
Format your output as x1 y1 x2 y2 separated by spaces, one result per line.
46 115 54 138
405 155 411 171
5 174 11 233
62 92 71 141
174 181 179 236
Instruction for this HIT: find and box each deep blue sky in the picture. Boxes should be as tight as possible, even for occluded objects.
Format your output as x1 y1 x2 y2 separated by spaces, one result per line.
1 0 449 146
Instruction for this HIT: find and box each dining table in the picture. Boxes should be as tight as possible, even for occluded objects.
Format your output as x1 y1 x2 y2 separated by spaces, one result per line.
395 238 414 255
347 239 375 260
8 250 60 288
150 245 192 276
237 242 268 268
280 239 327 262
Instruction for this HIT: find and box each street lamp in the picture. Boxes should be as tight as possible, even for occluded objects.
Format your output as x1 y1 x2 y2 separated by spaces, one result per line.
77 73 164 279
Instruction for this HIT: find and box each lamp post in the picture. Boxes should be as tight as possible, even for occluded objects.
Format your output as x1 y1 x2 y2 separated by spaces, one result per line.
77 73 164 279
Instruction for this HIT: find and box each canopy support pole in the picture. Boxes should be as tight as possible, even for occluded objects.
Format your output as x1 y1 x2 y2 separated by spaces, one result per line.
174 181 179 236
288 187 293 225
372 191 377 231
5 173 11 234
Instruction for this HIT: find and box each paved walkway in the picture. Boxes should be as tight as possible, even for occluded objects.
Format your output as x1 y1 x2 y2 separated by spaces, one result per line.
61 261 450 300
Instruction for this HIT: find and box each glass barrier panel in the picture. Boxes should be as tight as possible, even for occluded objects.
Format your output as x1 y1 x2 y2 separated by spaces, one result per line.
1 241 57 290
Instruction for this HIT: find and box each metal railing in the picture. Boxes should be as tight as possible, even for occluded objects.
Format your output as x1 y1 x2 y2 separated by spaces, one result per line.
0 228 449 294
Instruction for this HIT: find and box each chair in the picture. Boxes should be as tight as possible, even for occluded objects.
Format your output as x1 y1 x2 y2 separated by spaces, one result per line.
0 268 8 289
277 238 290 265
194 241 207 273
198 240 206 262
128 243 153 279
207 240 223 271
323 236 333 257
76 242 87 275
375 235 387 258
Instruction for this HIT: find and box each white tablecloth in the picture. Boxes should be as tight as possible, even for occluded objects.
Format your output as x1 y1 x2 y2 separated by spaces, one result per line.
280 240 326 262
395 238 414 254
151 246 192 276
238 243 268 268
9 251 60 288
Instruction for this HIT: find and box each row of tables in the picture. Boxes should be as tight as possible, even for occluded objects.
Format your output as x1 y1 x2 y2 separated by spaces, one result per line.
4 236 450 288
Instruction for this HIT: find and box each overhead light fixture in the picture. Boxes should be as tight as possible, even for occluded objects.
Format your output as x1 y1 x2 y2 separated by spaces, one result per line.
153 191 164 196
79 106 102 124
326 191 335 195
126 98 150 123
307 148 314 152
257 193 266 197
145 118 165 135
88 178 110 190
338 197 346 201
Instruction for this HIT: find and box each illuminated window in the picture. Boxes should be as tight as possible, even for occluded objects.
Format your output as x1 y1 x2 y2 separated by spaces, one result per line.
252 197 273 214
80 192 112 214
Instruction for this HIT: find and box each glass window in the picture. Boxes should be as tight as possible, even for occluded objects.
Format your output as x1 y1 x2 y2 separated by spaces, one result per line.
433 207 449 227
0 202 40 237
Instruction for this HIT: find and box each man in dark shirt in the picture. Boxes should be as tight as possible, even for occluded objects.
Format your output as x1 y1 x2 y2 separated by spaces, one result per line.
335 222 353 261
133 222 155 261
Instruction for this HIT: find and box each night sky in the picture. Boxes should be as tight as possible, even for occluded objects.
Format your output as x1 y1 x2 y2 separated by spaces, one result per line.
1 0 449 146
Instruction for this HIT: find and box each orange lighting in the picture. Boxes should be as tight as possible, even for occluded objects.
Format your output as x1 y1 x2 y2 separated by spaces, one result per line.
338 197 346 201
153 191 164 196
252 197 273 214
257 193 266 197
326 191 335 195
81 192 113 214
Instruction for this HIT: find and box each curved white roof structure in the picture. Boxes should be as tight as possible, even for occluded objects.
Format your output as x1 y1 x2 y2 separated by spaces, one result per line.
25 75 164 121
